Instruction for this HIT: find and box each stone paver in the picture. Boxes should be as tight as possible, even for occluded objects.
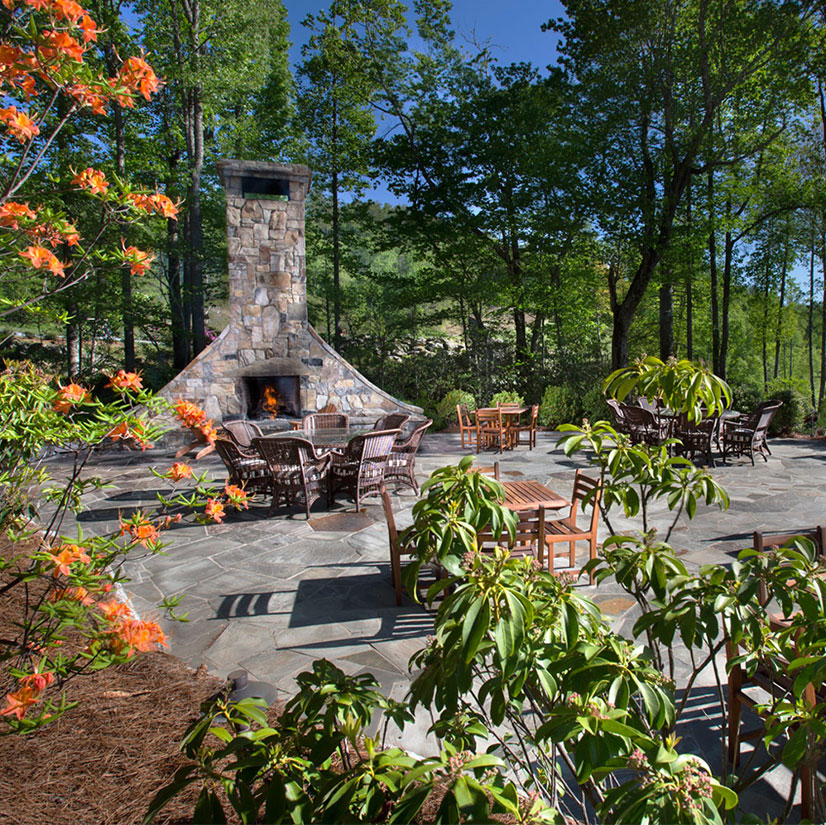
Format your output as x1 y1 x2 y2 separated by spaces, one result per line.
51 431 826 821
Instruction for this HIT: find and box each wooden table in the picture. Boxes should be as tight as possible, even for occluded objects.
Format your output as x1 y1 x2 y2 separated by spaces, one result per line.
502 480 569 512
475 407 528 451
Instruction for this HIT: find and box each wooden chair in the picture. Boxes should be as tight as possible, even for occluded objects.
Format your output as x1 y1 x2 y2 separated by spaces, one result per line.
373 412 410 432
213 434 272 497
752 527 826 605
477 506 546 561
543 471 601 581
727 614 820 820
221 419 264 453
722 401 782 464
381 487 414 605
476 408 507 453
253 436 331 518
303 412 349 432
513 404 539 450
329 429 399 510
384 419 432 493
457 404 476 448
472 461 500 480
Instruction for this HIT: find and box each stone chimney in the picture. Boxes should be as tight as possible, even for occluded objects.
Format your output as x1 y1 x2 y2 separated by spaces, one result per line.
158 160 421 423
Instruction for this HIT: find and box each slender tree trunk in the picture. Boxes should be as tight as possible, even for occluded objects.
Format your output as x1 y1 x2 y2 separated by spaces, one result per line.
774 231 789 379
114 105 135 370
685 185 694 359
707 170 720 374
809 231 816 407
720 211 733 379
763 255 770 391
66 300 80 379
819 221 826 408
332 167 342 351
659 283 674 359
188 87 206 354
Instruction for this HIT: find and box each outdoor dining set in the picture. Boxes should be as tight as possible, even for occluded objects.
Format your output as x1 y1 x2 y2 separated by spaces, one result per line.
214 412 433 518
606 397 784 466
456 403 540 453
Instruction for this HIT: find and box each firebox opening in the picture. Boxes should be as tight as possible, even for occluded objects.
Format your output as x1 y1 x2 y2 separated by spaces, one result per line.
244 376 301 419
241 176 289 201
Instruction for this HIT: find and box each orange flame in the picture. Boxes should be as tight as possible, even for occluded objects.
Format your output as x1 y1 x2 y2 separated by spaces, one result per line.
262 386 281 418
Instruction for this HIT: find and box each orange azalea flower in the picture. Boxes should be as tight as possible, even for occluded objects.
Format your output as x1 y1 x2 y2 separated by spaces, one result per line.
98 599 132 622
166 462 192 482
118 55 159 100
19 671 54 692
119 516 161 547
79 14 98 42
151 193 178 219
39 30 84 62
106 369 143 391
52 381 89 414
161 513 183 528
120 241 152 276
174 399 208 427
0 105 39 142
199 420 217 444
50 585 93 605
72 166 108 195
107 419 153 450
68 82 107 114
224 484 249 509
204 498 225 523
59 222 80 246
20 244 65 275
47 543 91 577
0 686 40 720
52 0 85 24
0 200 36 229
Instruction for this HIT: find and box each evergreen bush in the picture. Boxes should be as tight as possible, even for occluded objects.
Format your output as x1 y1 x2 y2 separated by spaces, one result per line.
766 378 808 435
539 385 581 428
433 389 476 431
489 390 524 406
581 385 612 423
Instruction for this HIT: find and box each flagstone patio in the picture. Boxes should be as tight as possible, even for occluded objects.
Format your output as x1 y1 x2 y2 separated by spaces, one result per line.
58 430 826 819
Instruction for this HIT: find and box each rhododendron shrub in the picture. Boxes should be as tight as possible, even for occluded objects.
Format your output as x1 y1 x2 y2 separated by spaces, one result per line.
0 363 249 732
0 0 177 318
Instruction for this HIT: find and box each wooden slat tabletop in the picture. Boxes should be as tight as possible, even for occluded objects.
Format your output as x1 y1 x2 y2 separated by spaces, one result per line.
502 480 569 512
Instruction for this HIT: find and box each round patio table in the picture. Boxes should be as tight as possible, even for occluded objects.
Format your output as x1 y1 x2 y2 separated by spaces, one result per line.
264 426 373 451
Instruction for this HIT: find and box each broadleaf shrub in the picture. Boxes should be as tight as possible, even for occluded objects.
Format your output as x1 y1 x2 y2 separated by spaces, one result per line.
433 389 476 431
581 385 612 423
539 384 581 428
766 378 808 435
489 390 524 406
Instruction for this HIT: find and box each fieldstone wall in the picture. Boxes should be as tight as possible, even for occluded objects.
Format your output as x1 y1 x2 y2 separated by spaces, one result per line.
158 160 421 423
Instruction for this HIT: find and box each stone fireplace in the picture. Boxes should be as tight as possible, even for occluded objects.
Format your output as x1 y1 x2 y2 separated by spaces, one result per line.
159 160 421 424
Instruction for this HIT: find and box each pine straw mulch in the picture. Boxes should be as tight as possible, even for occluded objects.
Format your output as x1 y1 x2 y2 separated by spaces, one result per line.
0 534 227 825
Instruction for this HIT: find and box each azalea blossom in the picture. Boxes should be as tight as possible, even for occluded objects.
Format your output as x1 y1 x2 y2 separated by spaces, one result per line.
52 381 89 413
117 55 159 100
166 462 192 482
0 105 39 141
0 686 40 720
46 543 91 576
204 498 225 523
19 671 54 692
120 241 152 275
224 484 249 510
0 200 36 228
119 515 161 547
72 166 108 195
39 30 85 62
106 369 143 391
20 244 64 275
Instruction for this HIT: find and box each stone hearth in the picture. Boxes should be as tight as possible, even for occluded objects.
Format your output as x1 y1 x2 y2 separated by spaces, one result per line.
159 160 421 423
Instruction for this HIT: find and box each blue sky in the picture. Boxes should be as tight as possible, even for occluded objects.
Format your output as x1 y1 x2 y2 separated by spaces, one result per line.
285 0 566 72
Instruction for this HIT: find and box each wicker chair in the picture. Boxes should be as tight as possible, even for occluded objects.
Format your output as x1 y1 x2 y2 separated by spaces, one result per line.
253 436 331 518
672 412 719 467
373 412 410 432
222 419 264 453
384 419 432 493
303 412 349 432
328 429 399 511
722 401 782 465
606 399 630 434
213 434 272 497
621 404 664 446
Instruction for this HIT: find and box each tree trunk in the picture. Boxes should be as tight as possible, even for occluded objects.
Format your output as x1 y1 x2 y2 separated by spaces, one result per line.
720 214 733 380
809 231 816 407
659 283 674 359
763 255 770 391
332 167 342 351
685 185 694 360
66 301 80 379
707 170 720 375
819 221 826 408
773 232 788 379
188 87 206 355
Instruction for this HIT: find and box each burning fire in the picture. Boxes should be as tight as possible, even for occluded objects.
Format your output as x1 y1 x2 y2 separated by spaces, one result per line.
262 385 282 418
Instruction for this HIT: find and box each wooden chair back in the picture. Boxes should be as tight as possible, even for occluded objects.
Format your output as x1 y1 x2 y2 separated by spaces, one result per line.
569 470 601 533
477 506 546 561
475 407 505 452
753 527 826 603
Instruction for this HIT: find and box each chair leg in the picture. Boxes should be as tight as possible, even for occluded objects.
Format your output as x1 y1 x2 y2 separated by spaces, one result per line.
569 539 576 568
589 536 598 585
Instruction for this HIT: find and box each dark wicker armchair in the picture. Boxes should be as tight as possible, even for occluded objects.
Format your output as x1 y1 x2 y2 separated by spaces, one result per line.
328 429 399 511
384 418 432 493
722 401 782 464
303 412 349 432
253 436 331 518
672 412 719 466
222 419 264 453
373 412 410 432
213 434 272 497
621 404 665 446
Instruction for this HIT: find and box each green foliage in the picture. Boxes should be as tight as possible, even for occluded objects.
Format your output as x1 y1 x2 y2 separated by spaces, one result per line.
730 381 764 416
604 356 732 422
489 390 525 406
145 658 549 825
581 385 612 423
432 389 476 431
765 378 808 435
539 385 582 428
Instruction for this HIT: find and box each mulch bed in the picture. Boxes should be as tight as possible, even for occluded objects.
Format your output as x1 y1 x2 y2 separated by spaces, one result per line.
0 535 226 825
